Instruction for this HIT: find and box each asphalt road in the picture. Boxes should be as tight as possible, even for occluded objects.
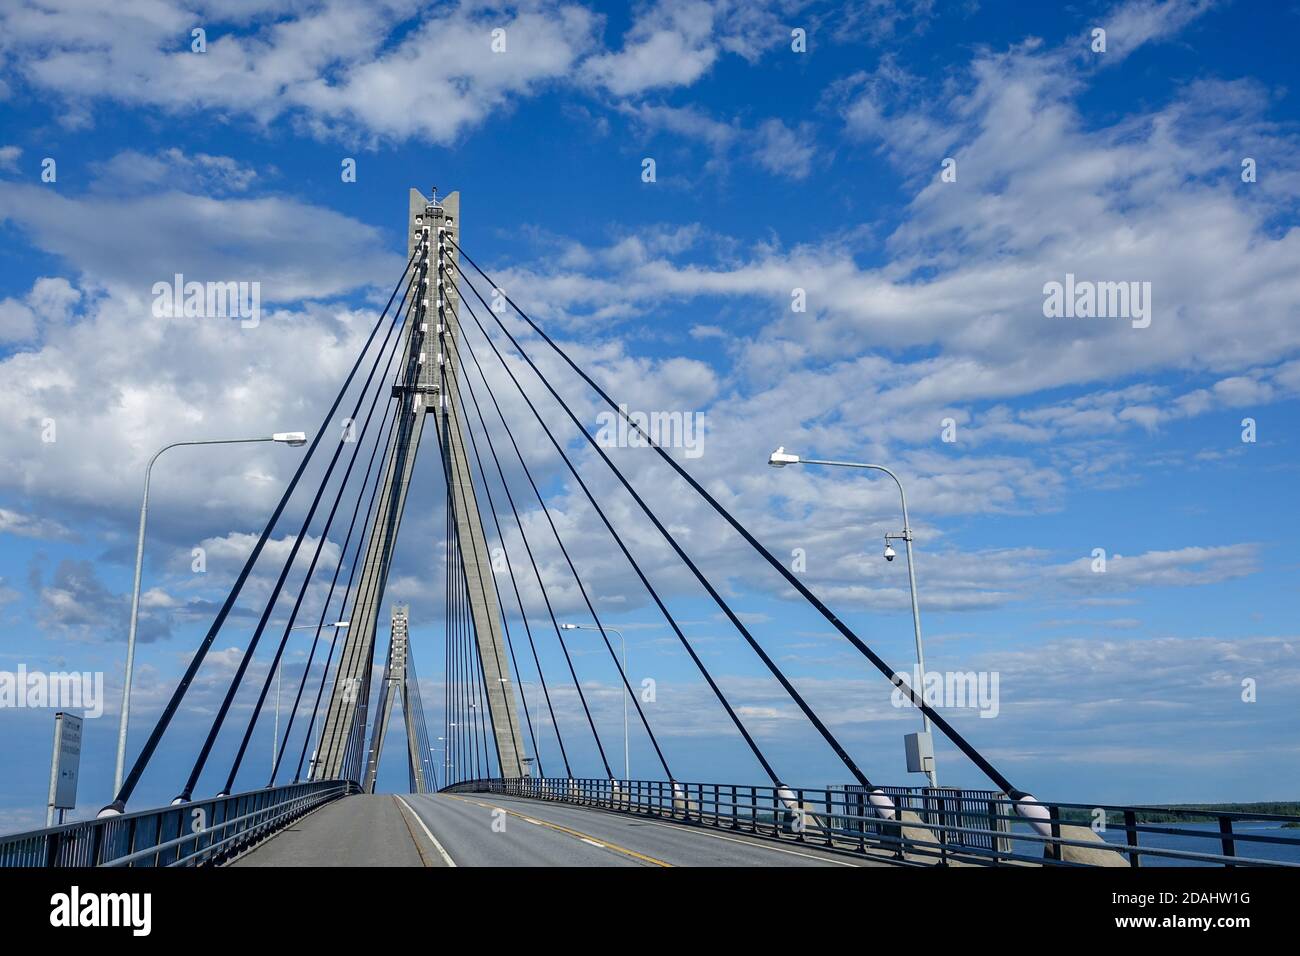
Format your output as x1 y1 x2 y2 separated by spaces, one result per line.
232 794 431 867
234 793 884 867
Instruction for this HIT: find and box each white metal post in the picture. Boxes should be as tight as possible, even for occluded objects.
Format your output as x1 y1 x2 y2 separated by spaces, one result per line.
768 452 938 787
562 623 629 781
115 434 304 795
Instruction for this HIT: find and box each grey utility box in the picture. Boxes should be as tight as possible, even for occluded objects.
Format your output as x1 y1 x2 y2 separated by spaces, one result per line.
904 731 935 774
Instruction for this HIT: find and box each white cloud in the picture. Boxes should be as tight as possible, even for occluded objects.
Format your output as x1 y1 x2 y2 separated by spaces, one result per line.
1097 0 1217 62
622 102 737 153
0 1 599 144
0 506 75 540
0 183 397 302
582 0 812 97
496 7 1300 450
34 558 174 643
92 149 260 194
1049 545 1260 594
196 532 342 579
752 119 816 180
0 277 79 344
0 279 398 534
620 105 818 182
585 12 719 96
0 298 35 344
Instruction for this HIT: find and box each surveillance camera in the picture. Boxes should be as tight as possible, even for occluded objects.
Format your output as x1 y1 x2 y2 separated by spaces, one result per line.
884 544 897 562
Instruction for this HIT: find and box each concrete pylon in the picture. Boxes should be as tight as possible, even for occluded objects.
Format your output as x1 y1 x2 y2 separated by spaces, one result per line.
362 606 429 793
315 189 527 782
432 190 527 780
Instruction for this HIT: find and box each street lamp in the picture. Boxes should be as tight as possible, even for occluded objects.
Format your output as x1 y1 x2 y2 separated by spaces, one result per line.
560 623 629 782
768 447 939 787
113 431 307 795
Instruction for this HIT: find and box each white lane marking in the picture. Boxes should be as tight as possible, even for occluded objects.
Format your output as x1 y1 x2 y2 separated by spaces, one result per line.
396 795 458 867
581 838 606 848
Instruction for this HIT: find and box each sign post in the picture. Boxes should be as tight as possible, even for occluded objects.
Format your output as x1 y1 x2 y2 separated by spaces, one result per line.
46 712 83 826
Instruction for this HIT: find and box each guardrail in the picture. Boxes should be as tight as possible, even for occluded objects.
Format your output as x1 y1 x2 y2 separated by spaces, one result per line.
0 779 359 867
444 777 1300 867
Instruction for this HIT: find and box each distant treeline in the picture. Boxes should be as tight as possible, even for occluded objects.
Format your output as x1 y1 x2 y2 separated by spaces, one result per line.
1060 802 1300 826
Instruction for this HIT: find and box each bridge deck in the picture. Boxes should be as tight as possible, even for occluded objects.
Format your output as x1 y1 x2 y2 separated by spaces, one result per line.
231 794 432 867
233 793 891 867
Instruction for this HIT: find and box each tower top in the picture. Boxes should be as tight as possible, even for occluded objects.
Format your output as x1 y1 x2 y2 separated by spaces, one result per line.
407 188 459 259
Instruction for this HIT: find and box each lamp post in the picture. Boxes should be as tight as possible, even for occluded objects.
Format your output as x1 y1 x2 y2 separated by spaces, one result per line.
447 726 458 784
430 741 445 789
114 431 307 795
768 447 939 788
560 623 629 781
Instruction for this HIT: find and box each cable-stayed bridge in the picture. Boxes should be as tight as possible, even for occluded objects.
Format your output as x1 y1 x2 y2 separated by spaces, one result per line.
4 188 1298 869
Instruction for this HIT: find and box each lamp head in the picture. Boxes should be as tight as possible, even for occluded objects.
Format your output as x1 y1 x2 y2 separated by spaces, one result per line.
768 446 800 468
273 431 308 447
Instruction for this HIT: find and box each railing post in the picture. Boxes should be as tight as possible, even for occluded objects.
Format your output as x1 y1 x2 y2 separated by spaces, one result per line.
166 808 179 866
1219 817 1236 867
933 790 949 866
858 792 866 854
1048 804 1062 863
90 820 105 867
127 815 139 869
1124 810 1141 867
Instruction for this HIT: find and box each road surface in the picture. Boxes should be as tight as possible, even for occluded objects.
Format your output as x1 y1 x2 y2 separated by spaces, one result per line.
234 793 886 867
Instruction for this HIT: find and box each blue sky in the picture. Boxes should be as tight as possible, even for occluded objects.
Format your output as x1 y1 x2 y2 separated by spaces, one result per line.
1 0 1298 831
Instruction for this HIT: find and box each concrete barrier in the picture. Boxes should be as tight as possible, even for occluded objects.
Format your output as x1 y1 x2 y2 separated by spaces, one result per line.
1013 793 1126 867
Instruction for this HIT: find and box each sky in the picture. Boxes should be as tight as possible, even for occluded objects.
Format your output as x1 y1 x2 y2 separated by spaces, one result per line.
0 0 1298 832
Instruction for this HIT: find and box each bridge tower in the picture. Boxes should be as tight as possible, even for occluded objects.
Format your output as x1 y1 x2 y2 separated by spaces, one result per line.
314 189 528 782
361 606 429 792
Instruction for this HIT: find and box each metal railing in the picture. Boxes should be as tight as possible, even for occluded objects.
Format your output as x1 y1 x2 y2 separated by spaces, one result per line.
444 777 1300 867
0 779 358 867
836 784 1013 856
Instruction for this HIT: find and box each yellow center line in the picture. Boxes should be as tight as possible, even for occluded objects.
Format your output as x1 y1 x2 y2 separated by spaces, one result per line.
456 795 864 867
445 794 672 867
